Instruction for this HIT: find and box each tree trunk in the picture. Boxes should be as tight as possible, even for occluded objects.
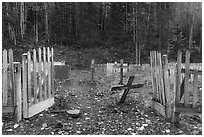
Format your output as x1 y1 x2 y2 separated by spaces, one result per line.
189 16 194 49
135 3 138 65
45 2 49 43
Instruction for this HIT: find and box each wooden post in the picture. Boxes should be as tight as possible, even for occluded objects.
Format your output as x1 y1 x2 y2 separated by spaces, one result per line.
3 50 8 106
9 49 15 105
27 51 32 104
47 47 51 98
91 59 95 82
163 55 171 118
38 48 43 101
51 47 55 97
118 59 124 85
158 53 165 105
22 53 28 118
184 51 190 107
33 49 37 104
175 51 182 104
43 47 47 99
14 62 22 122
192 70 198 108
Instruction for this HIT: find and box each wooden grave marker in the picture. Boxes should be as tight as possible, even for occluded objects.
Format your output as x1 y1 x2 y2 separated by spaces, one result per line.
111 76 144 103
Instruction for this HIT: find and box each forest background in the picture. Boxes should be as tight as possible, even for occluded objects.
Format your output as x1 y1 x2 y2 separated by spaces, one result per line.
2 2 202 66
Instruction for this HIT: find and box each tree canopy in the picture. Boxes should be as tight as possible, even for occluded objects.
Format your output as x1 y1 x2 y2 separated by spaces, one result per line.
2 2 202 63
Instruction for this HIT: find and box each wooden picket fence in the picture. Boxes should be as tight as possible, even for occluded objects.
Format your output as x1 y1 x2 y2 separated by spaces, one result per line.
2 47 55 122
150 51 202 123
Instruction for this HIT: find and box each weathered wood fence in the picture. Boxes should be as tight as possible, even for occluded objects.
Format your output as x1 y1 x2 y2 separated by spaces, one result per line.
2 47 55 122
150 51 202 123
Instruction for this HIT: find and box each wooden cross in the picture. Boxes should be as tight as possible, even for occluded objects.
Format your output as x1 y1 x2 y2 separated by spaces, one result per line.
111 76 144 103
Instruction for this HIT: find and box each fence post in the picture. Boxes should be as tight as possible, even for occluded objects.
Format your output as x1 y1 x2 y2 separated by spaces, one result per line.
27 51 32 104
13 62 22 122
3 50 8 106
192 70 198 108
38 48 43 101
47 47 51 98
22 53 28 118
43 47 47 99
9 49 15 105
175 51 182 104
91 59 95 82
118 59 124 85
184 51 190 107
51 48 55 97
163 55 172 119
33 49 37 104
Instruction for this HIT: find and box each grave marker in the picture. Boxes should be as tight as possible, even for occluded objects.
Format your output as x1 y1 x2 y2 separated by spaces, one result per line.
111 76 144 103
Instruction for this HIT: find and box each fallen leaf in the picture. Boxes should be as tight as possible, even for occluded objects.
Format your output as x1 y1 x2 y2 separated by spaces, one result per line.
6 129 13 132
76 131 82 134
165 129 170 133
13 123 19 129
127 128 133 131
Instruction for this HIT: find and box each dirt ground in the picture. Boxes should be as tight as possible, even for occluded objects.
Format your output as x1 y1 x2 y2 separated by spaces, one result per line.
2 67 202 135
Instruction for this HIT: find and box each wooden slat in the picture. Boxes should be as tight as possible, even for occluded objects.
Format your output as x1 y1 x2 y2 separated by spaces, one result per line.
152 101 166 117
27 97 54 118
192 70 199 108
38 48 43 101
184 51 190 107
155 51 160 102
170 68 178 123
9 49 15 105
27 51 32 104
47 47 51 98
43 47 47 99
111 83 144 91
158 53 165 105
3 50 8 106
163 55 171 118
51 47 55 97
175 51 182 104
22 53 28 118
175 106 201 116
118 59 124 85
180 68 202 75
14 62 22 122
155 52 159 101
151 52 156 100
33 49 37 104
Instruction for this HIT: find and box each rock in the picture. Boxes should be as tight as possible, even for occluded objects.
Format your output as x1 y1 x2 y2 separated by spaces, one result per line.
13 123 19 129
165 129 170 133
66 109 81 118
76 131 82 134
6 129 13 132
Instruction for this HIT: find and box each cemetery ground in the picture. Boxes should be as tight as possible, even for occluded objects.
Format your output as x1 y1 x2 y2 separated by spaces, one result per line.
2 47 202 135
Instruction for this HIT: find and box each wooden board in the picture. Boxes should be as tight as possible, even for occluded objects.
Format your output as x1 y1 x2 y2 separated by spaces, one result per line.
26 97 54 118
152 101 166 117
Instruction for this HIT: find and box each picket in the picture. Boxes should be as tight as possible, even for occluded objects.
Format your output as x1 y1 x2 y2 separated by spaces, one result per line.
184 51 190 107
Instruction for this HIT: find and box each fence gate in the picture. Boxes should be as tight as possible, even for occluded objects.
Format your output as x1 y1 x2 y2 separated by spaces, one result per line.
150 51 202 123
22 47 55 118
